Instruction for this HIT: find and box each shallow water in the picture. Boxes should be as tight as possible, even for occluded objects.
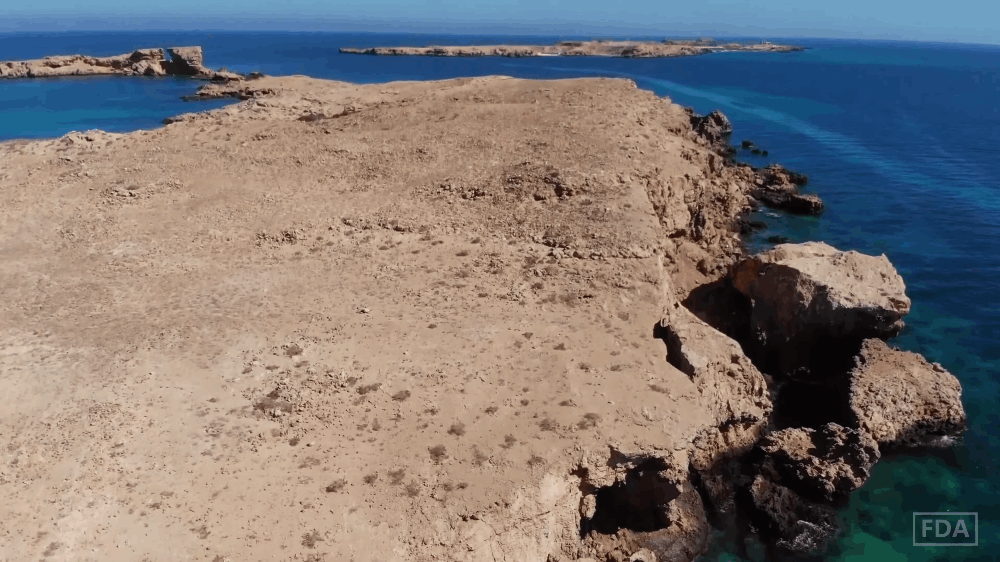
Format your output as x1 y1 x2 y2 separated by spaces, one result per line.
2 31 998 560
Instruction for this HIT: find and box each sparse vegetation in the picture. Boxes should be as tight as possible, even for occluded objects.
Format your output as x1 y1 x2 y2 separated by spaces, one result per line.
527 454 546 467
405 480 421 497
392 390 411 401
650 384 671 394
324 478 347 493
485 406 498 415
502 435 517 449
388 468 406 485
539 417 558 431
578 413 601 430
285 344 303 357
357 382 382 395
363 472 378 484
448 422 466 436
429 444 448 462
301 529 323 549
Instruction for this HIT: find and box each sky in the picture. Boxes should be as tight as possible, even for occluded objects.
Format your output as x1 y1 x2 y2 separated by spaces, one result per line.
2 0 998 45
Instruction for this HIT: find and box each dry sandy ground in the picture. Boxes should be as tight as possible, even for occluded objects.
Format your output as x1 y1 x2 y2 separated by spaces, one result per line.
0 75 751 561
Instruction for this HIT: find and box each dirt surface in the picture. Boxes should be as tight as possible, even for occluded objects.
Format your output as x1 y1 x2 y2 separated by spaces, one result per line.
0 75 765 561
340 39 802 58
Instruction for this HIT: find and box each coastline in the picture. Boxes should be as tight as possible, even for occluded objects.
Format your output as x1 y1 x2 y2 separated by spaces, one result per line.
0 46 240 81
339 39 803 58
0 69 965 561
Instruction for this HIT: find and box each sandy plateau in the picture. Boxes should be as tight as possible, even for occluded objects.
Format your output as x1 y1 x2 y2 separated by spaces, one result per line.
0 72 963 562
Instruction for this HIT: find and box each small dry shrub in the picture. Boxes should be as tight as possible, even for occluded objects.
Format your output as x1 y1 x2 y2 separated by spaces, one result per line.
429 445 448 462
301 530 323 549
527 454 546 467
405 480 421 497
285 344 303 357
392 390 411 401
485 406 498 415
649 384 670 394
388 468 406 485
357 383 382 395
448 422 466 436
501 435 517 449
577 413 601 430
324 479 347 493
363 472 378 485
539 418 558 432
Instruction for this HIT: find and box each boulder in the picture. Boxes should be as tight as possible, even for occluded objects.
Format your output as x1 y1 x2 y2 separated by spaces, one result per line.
747 164 821 215
658 303 772 470
745 475 839 555
754 423 880 503
167 46 210 75
847 339 966 447
689 109 733 149
729 242 911 376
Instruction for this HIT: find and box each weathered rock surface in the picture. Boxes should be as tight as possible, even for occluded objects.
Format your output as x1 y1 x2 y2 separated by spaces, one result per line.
754 423 880 503
729 241 911 376
1 46 224 80
731 163 822 215
745 475 839 555
165 46 211 75
689 109 732 145
658 302 772 471
848 339 966 447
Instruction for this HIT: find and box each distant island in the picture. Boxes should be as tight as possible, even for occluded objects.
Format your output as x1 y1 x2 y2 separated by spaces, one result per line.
0 46 240 80
340 38 803 58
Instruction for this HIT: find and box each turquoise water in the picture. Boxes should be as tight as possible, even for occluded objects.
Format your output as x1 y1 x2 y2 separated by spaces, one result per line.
2 32 998 560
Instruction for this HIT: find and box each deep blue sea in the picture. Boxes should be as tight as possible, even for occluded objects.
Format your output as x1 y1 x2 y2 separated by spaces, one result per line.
2 31 998 561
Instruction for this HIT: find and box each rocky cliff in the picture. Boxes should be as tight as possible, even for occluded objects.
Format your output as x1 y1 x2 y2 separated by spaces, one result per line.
0 46 225 80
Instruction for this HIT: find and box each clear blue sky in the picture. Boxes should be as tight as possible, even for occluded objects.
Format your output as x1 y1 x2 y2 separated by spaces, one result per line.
3 0 998 45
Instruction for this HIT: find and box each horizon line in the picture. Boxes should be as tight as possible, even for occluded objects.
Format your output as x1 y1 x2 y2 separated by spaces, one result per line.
0 28 998 48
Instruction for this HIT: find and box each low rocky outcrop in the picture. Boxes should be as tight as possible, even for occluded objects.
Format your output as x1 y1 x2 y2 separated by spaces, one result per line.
729 241 911 376
730 163 822 215
848 339 966 447
753 423 880 503
658 302 772 471
688 109 734 153
164 46 212 75
1 46 227 80
745 475 839 555
339 39 804 59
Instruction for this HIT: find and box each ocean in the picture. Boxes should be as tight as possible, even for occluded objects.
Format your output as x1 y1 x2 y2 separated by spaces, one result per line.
2 31 998 561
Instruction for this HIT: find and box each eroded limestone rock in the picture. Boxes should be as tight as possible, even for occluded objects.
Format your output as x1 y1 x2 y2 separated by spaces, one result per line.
754 423 880 503
658 303 772 470
848 339 966 447
729 241 911 376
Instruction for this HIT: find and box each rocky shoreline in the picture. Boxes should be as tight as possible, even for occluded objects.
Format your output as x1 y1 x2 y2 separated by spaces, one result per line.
0 73 964 562
340 39 803 58
0 46 241 81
